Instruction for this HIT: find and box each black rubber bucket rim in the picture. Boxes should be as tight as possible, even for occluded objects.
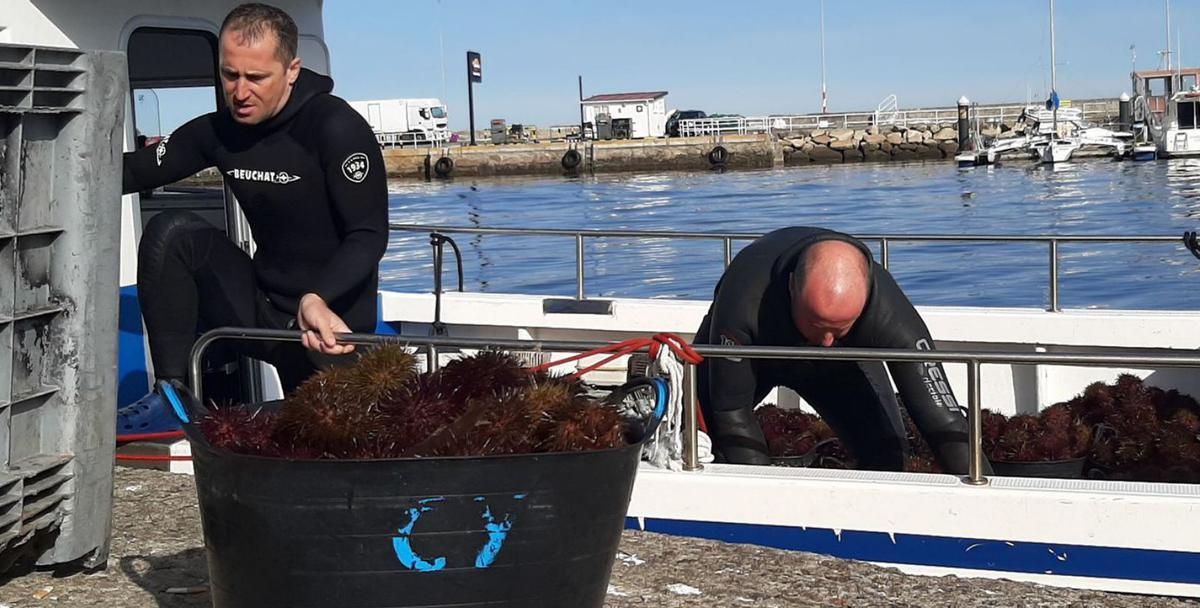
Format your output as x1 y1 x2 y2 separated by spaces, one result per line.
992 455 1088 478
770 437 839 467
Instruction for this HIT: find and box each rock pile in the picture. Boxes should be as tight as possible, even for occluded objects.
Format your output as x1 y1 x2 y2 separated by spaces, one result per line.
781 123 973 164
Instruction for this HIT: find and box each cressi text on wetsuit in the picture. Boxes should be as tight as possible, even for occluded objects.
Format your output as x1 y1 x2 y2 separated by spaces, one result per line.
694 226 989 475
122 68 388 389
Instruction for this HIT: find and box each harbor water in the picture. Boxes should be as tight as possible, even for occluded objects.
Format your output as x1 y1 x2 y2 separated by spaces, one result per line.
382 159 1200 310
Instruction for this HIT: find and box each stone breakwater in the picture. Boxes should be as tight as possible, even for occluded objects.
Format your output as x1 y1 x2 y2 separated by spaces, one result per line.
782 124 961 164
781 113 1119 165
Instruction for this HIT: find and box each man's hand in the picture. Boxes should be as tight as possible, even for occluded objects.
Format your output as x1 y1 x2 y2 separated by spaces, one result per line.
297 293 355 355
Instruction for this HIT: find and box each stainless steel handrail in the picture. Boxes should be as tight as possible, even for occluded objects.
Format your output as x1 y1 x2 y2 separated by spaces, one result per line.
389 223 1183 311
190 327 1200 485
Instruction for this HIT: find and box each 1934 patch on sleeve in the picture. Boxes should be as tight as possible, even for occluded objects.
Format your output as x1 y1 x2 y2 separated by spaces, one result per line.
341 152 369 183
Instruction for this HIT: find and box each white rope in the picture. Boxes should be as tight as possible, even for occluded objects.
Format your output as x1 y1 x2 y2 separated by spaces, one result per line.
644 347 713 470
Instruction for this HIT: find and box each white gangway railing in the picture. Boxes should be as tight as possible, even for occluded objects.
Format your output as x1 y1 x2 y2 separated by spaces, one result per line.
376 129 452 149
676 100 1119 137
874 94 901 127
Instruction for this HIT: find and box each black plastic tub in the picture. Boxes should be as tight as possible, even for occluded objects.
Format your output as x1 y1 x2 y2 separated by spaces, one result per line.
178 380 664 608
770 438 839 468
992 456 1087 479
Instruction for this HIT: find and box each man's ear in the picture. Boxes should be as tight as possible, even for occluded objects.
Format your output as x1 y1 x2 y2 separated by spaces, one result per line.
286 56 302 85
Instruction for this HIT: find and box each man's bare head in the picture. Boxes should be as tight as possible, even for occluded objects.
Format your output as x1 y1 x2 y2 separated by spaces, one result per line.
218 3 301 125
220 3 298 65
789 240 870 347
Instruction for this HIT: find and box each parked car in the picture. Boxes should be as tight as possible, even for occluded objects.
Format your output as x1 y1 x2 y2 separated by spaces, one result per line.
665 109 707 137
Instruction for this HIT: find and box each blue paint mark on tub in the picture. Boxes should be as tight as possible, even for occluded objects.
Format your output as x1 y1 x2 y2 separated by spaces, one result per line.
475 505 513 569
393 501 447 572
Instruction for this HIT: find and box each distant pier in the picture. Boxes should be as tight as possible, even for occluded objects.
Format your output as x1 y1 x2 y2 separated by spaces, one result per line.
383 135 779 179
382 99 1122 179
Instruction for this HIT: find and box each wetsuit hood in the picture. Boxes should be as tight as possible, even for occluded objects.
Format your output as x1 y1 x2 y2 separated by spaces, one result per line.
256 67 333 130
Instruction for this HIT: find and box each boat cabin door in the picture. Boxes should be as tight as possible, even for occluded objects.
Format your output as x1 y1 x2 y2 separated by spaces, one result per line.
123 26 265 406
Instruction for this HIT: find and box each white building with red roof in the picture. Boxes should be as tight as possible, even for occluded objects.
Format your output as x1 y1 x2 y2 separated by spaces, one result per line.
580 91 668 139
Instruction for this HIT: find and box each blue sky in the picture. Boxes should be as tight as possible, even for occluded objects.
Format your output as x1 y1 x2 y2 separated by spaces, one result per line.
148 1 1197 133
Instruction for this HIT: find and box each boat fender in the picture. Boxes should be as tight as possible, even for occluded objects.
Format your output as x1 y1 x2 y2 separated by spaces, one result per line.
561 149 582 170
708 145 729 166
433 156 455 177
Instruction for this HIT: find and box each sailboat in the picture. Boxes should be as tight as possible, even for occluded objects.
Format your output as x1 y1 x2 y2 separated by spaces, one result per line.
1039 0 1080 163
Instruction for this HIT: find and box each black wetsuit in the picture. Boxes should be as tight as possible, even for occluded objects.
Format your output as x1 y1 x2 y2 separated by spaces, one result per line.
694 227 989 475
123 68 388 390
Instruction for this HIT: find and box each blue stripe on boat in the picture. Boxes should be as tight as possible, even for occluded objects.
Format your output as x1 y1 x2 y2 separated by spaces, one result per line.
627 517 1200 584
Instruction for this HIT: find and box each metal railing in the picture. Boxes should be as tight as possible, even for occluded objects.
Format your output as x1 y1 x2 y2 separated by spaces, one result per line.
376 130 452 149
389 224 1183 311
676 101 1119 136
189 328 1200 485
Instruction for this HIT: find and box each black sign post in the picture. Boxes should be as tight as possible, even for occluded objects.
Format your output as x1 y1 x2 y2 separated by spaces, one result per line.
467 51 482 146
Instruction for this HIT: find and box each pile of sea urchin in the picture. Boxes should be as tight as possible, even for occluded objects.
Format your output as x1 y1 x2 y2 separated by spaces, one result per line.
198 346 629 459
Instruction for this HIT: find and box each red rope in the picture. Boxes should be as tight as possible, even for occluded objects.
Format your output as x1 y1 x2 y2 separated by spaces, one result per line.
116 431 192 462
117 430 186 443
526 333 702 379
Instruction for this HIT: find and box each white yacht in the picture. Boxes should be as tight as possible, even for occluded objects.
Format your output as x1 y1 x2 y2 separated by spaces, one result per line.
1133 67 1200 158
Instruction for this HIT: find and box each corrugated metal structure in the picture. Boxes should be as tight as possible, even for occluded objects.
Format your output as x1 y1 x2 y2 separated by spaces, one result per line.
0 43 125 569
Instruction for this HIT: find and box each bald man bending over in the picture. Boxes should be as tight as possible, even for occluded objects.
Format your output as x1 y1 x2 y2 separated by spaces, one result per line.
694 227 989 475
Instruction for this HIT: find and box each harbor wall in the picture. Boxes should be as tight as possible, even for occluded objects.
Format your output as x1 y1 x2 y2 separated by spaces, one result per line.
381 123 993 179
178 104 1124 183
382 111 1125 178
381 135 781 179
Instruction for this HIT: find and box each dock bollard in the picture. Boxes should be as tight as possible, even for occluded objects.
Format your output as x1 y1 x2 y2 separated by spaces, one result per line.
1118 92 1132 132
957 96 971 151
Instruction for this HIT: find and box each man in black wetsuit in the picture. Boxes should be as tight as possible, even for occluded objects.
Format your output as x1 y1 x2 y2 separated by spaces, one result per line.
118 4 387 431
694 227 990 475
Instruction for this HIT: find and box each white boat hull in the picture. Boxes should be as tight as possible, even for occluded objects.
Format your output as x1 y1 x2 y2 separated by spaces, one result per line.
627 464 1200 597
1039 139 1079 163
125 290 1200 596
1161 128 1200 157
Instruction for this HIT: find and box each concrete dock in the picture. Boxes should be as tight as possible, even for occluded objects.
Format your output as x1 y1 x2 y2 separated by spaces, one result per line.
381 118 1124 180
0 467 1192 607
382 134 782 179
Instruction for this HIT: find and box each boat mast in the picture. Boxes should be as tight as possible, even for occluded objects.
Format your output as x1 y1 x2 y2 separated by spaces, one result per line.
819 0 828 114
1049 0 1057 141
1166 0 1173 71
